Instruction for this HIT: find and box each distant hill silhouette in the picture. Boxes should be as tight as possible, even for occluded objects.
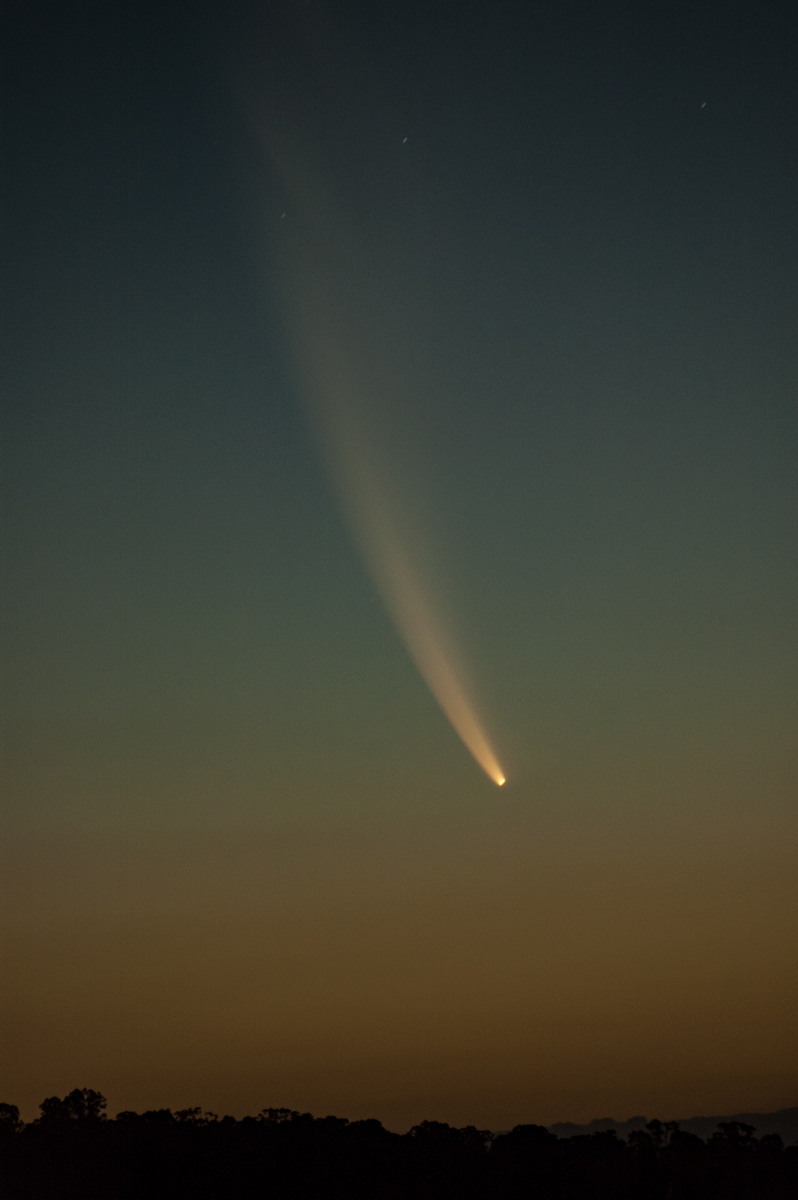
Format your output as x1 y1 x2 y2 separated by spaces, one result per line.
548 1106 798 1144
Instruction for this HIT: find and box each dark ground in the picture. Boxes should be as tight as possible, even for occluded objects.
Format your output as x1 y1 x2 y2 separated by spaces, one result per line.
2 1090 797 1199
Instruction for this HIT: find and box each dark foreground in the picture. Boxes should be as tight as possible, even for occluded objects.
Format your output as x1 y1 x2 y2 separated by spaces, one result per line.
2 1090 797 1199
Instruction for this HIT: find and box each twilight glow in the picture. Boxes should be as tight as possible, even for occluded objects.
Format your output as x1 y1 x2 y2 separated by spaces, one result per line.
4 0 796 1138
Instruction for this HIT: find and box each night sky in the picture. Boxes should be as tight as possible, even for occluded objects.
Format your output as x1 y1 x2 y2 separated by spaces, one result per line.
3 0 797 1131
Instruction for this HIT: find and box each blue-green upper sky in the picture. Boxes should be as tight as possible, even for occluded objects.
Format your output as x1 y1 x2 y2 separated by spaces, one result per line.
2 0 796 1130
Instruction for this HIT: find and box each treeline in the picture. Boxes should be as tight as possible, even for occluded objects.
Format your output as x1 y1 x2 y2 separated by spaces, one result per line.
1 1089 797 1199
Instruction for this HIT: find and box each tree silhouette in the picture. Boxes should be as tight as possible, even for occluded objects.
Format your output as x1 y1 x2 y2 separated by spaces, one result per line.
37 1088 107 1123
0 1103 22 1133
1 1090 796 1199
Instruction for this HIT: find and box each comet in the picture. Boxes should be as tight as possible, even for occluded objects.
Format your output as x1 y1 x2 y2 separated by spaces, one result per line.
284 280 507 788
256 126 507 787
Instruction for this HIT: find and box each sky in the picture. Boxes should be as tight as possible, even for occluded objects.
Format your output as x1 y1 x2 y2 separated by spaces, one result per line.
2 0 797 1131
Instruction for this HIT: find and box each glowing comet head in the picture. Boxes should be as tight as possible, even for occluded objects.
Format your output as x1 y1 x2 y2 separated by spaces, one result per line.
497 776 506 787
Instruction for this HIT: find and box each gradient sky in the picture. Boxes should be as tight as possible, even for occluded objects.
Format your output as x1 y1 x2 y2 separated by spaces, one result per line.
2 0 797 1131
